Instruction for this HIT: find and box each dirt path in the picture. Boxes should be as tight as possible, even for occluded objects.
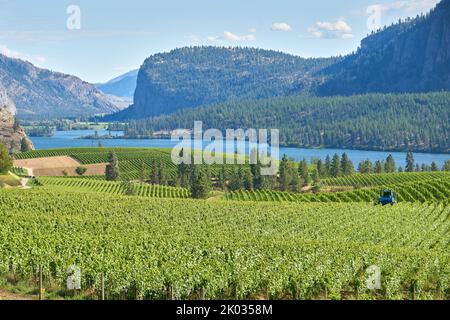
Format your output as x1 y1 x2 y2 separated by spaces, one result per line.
19 178 30 189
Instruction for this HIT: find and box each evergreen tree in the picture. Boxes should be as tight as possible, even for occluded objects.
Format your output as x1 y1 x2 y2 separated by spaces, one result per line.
330 153 341 177
431 162 438 172
374 161 384 174
442 160 450 172
242 169 254 191
406 151 415 172
229 168 243 191
298 159 311 185
358 160 373 174
384 155 396 173
0 143 13 174
415 163 421 172
217 165 226 191
316 159 325 178
177 148 190 188
190 169 211 199
324 155 331 177
150 161 159 184
105 151 120 181
158 162 167 185
279 154 292 191
340 153 354 176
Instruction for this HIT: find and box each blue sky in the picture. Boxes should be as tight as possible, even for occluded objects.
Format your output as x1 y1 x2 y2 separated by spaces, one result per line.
0 0 440 83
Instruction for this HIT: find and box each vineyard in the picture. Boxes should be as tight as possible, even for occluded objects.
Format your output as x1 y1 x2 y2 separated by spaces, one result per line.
322 172 450 187
14 148 246 180
37 177 190 199
226 179 450 203
0 188 449 300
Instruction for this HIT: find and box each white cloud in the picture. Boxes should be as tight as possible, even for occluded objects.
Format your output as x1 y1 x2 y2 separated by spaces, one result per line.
222 31 256 42
308 19 354 39
191 32 256 43
248 28 257 33
0 45 47 66
271 22 293 32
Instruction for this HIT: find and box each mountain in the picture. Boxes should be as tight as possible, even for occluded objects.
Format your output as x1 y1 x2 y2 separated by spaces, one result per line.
96 69 138 98
0 106 34 152
0 54 120 119
318 0 450 95
123 92 450 153
106 47 339 120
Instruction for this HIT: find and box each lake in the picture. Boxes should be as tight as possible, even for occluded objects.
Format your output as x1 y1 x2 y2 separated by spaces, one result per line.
30 129 450 167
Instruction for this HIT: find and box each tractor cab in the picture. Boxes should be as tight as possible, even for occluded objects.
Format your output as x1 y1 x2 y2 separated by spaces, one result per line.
377 189 397 206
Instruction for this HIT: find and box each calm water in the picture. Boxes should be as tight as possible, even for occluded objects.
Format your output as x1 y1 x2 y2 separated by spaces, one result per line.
30 130 450 167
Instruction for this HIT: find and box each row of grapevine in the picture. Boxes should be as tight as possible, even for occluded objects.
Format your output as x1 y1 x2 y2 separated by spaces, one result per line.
37 177 190 199
322 172 450 187
14 147 172 160
226 179 450 203
0 189 449 299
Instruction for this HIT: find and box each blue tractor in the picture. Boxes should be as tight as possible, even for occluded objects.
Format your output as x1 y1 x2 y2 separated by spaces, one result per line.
376 189 397 206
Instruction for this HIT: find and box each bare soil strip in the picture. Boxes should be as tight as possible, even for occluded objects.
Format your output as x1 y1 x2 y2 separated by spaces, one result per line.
13 156 107 177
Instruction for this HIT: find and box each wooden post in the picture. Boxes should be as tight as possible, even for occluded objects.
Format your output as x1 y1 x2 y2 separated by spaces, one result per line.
38 265 43 300
101 274 105 301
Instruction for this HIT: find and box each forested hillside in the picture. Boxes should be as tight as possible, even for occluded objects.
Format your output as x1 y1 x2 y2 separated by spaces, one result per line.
106 47 339 120
123 92 450 153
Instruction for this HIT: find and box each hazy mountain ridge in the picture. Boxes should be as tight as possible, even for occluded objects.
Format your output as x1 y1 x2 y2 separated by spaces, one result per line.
0 54 120 119
96 69 139 98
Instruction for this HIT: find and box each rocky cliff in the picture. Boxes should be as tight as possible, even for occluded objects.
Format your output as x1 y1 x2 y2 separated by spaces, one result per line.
0 54 120 119
0 106 34 152
318 0 450 95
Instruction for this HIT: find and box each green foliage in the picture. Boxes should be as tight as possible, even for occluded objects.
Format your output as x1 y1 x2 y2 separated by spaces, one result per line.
75 167 87 176
385 155 396 173
105 151 120 181
20 138 33 152
406 151 415 172
0 143 13 174
190 167 212 199
331 154 341 177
